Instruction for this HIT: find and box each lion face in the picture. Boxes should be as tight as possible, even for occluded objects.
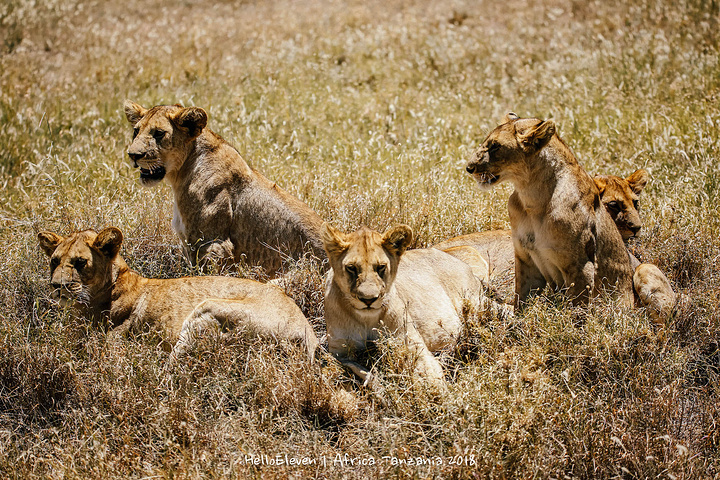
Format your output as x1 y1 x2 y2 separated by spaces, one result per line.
594 169 649 241
124 101 208 187
38 228 123 308
466 113 556 190
322 224 413 314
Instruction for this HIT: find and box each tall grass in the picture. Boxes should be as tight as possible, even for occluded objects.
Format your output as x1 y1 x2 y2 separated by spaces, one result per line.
1 0 718 477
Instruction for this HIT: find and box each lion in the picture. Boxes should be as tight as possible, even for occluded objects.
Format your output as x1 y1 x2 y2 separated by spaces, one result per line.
38 227 319 364
591 169 677 324
123 101 326 277
321 223 483 388
464 113 634 309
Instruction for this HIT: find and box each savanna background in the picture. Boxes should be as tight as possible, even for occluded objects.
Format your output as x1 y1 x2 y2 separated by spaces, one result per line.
1 0 719 477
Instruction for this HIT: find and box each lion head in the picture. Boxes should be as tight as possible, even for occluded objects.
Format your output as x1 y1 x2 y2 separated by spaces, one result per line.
321 223 413 313
124 100 208 187
38 228 124 309
465 112 557 190
593 169 649 241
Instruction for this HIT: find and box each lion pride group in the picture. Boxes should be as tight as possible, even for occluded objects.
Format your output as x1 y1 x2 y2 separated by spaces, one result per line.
38 102 678 388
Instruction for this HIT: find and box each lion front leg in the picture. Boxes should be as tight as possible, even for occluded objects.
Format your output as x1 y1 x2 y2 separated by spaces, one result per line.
401 326 448 390
333 354 376 387
633 263 677 325
514 255 547 309
563 260 595 306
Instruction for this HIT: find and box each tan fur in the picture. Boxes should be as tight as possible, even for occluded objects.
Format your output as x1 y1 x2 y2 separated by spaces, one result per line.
465 114 634 308
123 101 326 276
321 223 482 387
439 245 490 285
434 230 514 301
633 263 677 325
38 228 319 364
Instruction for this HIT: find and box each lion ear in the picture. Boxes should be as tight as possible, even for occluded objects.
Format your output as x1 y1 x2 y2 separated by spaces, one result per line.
517 119 555 153
626 168 649 195
171 106 208 140
321 223 350 258
38 231 64 257
93 227 123 259
381 225 413 257
503 112 519 123
593 175 609 195
124 100 147 125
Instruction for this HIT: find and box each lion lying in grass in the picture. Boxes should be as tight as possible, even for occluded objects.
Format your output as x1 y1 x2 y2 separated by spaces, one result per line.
465 113 635 309
321 223 483 388
123 101 326 277
38 227 319 364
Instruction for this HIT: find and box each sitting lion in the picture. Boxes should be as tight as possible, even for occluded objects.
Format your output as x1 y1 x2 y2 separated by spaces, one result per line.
38 227 319 364
464 113 634 308
321 223 483 387
123 101 326 277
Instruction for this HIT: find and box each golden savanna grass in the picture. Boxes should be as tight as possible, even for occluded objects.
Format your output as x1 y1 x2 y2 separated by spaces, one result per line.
1 0 719 477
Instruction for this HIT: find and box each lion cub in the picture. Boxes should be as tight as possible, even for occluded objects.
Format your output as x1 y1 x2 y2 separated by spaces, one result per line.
123 101 326 277
465 113 634 308
593 169 649 243
38 227 319 363
322 223 482 387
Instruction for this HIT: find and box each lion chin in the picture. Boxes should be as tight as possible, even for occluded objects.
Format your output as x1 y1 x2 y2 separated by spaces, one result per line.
139 165 166 186
473 172 501 190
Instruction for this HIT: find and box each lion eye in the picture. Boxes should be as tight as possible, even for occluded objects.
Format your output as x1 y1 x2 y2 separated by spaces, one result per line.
152 130 166 142
375 265 387 278
486 142 500 153
607 201 620 211
132 127 139 140
74 258 88 271
345 264 358 276
632 200 639 210
50 257 60 270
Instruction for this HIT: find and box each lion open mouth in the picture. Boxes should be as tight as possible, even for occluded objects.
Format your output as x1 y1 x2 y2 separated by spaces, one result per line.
140 165 166 182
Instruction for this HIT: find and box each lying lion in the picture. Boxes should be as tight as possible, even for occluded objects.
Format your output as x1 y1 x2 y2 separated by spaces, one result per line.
123 101 326 277
465 113 634 309
321 223 483 387
439 168 676 322
38 227 319 364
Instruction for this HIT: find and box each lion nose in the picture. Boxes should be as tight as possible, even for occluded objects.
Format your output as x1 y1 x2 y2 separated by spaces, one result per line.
466 163 477 174
128 152 145 164
629 224 641 235
360 297 378 307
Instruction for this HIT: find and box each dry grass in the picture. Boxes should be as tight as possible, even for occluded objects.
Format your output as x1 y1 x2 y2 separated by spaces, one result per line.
1 0 719 477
